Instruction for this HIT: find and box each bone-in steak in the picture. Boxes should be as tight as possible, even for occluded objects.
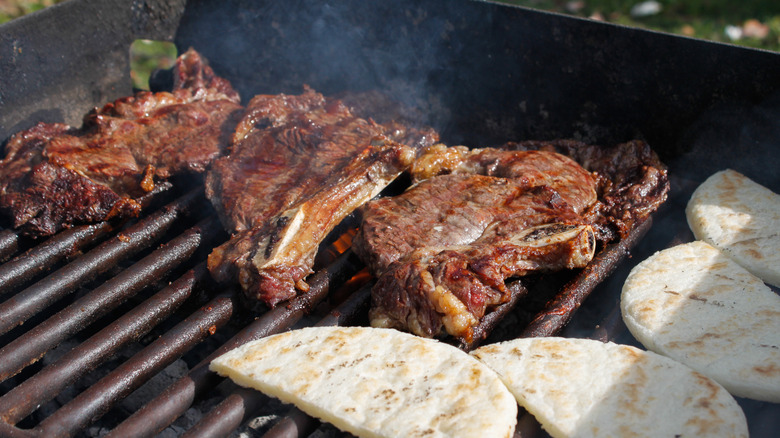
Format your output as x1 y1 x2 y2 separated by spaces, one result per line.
505 139 670 242
354 148 598 341
205 87 438 307
356 147 598 275
355 141 668 342
0 49 242 236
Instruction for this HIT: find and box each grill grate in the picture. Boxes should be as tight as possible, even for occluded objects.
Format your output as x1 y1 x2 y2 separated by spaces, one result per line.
0 184 651 437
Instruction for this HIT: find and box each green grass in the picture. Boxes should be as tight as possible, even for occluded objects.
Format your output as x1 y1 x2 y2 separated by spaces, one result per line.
502 0 780 52
130 40 178 90
0 0 62 23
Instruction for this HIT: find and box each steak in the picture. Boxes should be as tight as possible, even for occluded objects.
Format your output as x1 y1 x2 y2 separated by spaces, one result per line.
355 142 668 341
0 49 242 237
205 87 438 307
368 178 596 340
504 139 670 242
356 147 598 275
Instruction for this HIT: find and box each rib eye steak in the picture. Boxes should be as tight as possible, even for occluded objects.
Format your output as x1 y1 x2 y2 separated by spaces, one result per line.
354 147 599 341
0 49 242 237
205 87 438 307
354 141 668 342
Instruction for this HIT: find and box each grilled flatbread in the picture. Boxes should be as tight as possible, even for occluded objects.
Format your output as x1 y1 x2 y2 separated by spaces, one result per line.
621 241 780 402
209 326 517 438
471 337 748 438
686 169 780 287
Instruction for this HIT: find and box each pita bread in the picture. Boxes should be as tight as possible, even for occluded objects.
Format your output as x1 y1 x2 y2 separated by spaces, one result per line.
621 241 780 402
686 169 780 287
210 326 517 438
471 337 748 438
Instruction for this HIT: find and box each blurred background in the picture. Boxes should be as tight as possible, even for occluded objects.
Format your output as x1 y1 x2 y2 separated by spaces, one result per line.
2 0 779 89
503 0 780 52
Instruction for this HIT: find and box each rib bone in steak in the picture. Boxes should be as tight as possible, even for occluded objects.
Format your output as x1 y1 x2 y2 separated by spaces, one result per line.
354 147 599 341
356 140 669 342
205 87 437 307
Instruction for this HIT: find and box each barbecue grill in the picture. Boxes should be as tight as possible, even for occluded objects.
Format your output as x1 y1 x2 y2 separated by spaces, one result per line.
1 0 778 436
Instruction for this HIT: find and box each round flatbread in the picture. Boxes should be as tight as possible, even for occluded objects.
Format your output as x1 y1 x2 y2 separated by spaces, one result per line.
471 337 748 438
686 169 780 287
210 326 517 438
621 240 780 402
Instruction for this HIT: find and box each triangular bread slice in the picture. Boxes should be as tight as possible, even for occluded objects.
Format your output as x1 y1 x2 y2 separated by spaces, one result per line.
210 326 517 438
621 240 780 402
471 337 748 438
686 169 780 287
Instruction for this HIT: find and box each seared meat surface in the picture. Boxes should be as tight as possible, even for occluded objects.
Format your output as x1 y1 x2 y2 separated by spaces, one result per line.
367 178 596 340
505 139 669 242
355 142 668 341
205 87 438 307
356 147 597 275
0 49 242 236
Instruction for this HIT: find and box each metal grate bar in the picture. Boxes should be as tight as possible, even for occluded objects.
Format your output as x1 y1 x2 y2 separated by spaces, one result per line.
0 188 201 336
0 223 114 298
263 408 320 438
458 280 528 351
107 250 364 437
0 217 220 382
0 263 210 425
0 183 173 298
0 230 20 264
181 388 269 438
0 421 33 438
34 294 236 437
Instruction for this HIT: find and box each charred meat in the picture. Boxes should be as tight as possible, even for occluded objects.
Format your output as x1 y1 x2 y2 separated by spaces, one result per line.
205 87 438 307
355 142 668 342
0 49 242 237
357 146 598 275
504 139 670 242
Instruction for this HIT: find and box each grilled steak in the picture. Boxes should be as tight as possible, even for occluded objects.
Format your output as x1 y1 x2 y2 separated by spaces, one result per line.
356 147 598 275
504 139 670 242
369 179 596 340
0 49 242 237
355 142 668 341
205 87 438 307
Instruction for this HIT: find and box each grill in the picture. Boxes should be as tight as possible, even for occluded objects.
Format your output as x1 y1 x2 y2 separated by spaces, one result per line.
1 0 779 437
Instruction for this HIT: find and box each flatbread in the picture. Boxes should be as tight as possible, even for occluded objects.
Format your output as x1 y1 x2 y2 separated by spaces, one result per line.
471 337 748 438
686 169 780 287
210 326 517 438
621 240 780 402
